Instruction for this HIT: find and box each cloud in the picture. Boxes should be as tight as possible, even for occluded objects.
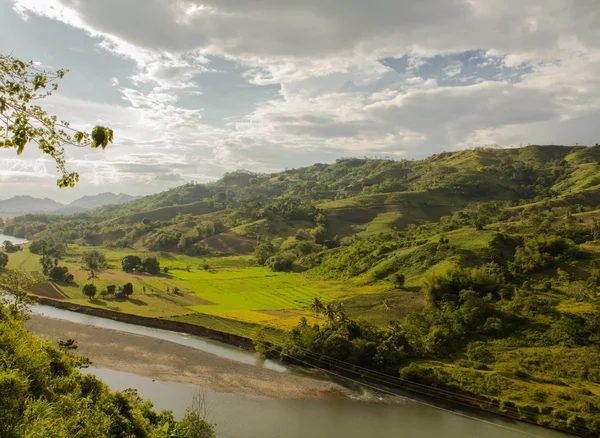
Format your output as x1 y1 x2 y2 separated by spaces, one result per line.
5 0 600 200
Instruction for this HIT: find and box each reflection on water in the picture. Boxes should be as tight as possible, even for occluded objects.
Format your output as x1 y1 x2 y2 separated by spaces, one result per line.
86 367 571 438
0 233 28 245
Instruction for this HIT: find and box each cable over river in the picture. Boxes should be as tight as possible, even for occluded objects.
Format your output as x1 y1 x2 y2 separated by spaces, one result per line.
30 304 574 438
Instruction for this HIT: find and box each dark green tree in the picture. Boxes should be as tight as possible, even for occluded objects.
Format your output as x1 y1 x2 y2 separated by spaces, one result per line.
121 255 142 273
309 297 325 325
253 242 275 266
0 252 7 268
122 282 134 297
142 257 160 275
82 283 97 298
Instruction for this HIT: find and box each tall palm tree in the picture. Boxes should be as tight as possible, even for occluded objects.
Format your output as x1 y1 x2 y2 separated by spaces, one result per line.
309 297 324 325
336 302 347 323
324 303 336 322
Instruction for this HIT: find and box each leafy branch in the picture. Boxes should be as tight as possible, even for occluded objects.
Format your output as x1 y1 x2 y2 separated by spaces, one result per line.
0 54 114 187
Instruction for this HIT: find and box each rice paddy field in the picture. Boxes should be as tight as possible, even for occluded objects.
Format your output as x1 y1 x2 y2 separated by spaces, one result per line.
6 244 391 332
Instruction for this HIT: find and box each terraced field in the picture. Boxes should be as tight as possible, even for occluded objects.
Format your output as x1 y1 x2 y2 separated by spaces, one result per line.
11 245 389 330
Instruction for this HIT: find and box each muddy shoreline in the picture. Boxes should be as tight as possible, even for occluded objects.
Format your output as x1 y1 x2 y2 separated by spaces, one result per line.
27 314 350 400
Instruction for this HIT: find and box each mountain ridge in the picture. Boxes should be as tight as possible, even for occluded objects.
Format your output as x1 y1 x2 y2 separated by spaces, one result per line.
0 192 141 215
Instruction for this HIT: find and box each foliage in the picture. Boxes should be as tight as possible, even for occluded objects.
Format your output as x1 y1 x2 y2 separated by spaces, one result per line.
2 240 20 253
82 283 97 298
122 282 134 297
0 252 8 268
0 54 113 187
82 249 106 272
253 242 275 266
122 255 142 273
0 298 213 436
49 265 74 283
142 257 161 275
29 239 66 257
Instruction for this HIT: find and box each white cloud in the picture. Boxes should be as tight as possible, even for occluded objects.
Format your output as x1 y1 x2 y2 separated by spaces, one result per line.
5 0 600 199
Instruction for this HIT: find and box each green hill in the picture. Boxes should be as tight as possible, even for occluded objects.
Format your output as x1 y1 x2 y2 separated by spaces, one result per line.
4 145 600 435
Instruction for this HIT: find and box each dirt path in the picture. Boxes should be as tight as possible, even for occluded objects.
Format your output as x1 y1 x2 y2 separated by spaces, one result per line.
26 315 350 400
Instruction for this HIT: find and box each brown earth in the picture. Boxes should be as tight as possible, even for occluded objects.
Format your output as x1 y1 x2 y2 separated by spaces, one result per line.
30 282 66 299
26 315 350 400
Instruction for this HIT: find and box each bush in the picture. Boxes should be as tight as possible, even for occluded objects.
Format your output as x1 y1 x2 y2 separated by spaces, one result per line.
49 266 74 283
122 282 133 297
121 255 142 273
82 284 97 298
391 273 405 288
266 252 295 272
142 257 160 274
0 252 8 268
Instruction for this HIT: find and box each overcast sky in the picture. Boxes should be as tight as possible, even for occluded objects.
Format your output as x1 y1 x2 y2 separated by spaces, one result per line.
1 0 599 202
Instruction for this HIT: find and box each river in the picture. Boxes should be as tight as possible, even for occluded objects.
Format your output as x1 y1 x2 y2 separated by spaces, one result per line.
0 233 28 245
32 304 572 438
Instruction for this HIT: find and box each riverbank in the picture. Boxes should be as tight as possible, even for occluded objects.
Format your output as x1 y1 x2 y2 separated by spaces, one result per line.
30 296 259 350
26 314 350 400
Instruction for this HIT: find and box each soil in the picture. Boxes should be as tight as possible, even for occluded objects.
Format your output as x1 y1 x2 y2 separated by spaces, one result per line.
26 315 350 400
30 282 66 299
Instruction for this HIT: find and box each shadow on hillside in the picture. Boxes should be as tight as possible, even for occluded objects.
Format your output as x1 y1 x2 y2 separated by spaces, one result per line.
88 298 107 307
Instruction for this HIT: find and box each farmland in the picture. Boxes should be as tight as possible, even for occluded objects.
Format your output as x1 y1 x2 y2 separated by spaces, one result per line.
9 245 391 331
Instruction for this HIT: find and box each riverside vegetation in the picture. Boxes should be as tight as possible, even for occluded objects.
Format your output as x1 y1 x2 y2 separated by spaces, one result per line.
3 145 600 435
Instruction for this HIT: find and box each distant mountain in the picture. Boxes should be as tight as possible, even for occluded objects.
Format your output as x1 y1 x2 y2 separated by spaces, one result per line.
0 195 64 215
69 193 142 210
0 192 141 215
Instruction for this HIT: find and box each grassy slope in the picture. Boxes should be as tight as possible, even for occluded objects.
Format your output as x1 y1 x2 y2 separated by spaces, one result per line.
17 245 388 330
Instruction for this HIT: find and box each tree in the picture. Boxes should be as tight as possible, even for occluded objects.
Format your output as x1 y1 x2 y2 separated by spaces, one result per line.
309 297 325 325
0 252 7 268
253 242 275 266
82 249 106 282
122 282 133 297
1 54 113 187
49 266 73 283
40 255 54 276
142 257 160 275
82 250 106 272
121 255 142 273
324 303 336 322
82 284 97 298
391 273 405 288
2 240 18 253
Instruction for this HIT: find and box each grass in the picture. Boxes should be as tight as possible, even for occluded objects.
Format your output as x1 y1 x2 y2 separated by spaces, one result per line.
20 245 396 331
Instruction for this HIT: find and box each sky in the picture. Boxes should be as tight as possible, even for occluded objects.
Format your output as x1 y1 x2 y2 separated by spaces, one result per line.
1 0 600 202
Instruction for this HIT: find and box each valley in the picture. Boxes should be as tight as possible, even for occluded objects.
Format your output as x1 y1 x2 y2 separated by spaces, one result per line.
3 145 600 436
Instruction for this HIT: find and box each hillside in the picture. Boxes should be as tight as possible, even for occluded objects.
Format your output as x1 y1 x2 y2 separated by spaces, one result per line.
0 195 64 215
3 144 600 435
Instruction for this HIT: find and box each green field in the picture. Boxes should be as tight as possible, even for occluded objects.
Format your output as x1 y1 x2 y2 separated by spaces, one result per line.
12 245 390 330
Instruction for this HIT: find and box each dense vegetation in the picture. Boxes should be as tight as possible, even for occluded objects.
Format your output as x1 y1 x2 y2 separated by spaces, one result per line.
0 286 216 437
4 144 600 435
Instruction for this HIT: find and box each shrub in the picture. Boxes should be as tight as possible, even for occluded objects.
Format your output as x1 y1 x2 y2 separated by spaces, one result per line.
142 257 160 274
82 284 97 298
122 282 133 296
391 273 405 288
121 255 142 272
